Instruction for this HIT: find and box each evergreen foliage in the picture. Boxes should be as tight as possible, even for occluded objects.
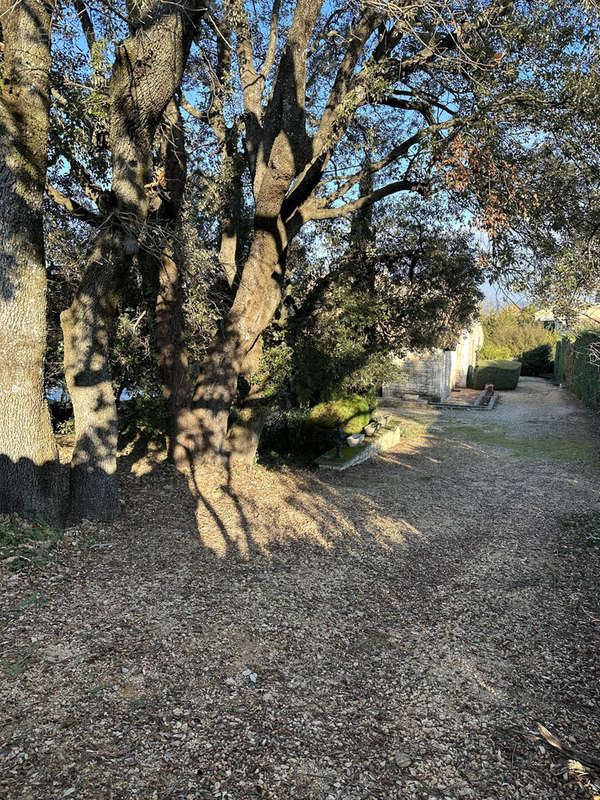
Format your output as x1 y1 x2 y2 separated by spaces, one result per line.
480 307 558 375
556 330 600 411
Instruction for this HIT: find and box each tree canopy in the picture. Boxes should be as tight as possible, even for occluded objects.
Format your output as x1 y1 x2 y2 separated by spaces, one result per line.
1 0 600 520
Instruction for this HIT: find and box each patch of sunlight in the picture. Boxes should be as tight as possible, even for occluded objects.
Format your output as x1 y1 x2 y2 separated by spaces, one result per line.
440 422 593 462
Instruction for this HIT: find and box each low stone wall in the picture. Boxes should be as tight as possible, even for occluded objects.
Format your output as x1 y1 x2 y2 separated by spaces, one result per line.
382 325 483 403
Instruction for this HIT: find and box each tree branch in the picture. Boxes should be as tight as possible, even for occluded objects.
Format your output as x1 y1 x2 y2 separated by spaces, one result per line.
72 0 96 52
46 183 102 226
181 93 208 122
260 0 281 79
304 179 420 221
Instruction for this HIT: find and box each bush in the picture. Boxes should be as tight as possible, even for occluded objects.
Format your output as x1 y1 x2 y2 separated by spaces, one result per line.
472 359 522 390
478 343 512 361
520 343 553 376
118 394 166 435
555 331 600 410
479 307 558 375
304 393 377 434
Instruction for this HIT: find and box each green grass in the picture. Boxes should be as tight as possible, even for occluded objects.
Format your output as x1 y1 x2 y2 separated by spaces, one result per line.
440 422 592 462
1 650 31 679
11 591 47 612
0 516 61 570
560 511 600 546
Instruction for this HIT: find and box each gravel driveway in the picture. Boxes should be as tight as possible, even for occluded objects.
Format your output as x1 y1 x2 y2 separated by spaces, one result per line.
1 377 599 799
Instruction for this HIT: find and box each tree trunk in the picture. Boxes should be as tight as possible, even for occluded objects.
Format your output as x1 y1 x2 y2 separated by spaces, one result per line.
145 101 190 459
0 0 62 525
174 223 283 469
226 338 271 467
155 244 190 458
62 5 203 517
174 0 321 470
60 231 122 520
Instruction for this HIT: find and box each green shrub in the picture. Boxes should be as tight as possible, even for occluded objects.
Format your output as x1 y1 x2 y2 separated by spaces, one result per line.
304 393 377 434
480 307 558 375
472 359 521 390
520 343 553 376
478 343 513 360
118 394 166 435
555 331 600 410
573 330 600 410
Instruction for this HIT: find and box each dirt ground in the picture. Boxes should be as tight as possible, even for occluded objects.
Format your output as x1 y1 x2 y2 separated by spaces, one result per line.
1 377 599 799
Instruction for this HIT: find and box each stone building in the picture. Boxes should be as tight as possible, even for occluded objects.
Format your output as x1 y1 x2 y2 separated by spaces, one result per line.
382 324 484 403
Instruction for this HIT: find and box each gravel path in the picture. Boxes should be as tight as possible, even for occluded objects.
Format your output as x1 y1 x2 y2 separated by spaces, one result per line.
1 378 599 799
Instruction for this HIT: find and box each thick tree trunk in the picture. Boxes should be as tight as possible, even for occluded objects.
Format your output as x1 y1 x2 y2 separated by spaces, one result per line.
226 338 271 467
155 245 190 458
63 6 203 517
174 1 322 471
174 224 283 468
0 0 62 525
60 231 121 519
144 101 190 459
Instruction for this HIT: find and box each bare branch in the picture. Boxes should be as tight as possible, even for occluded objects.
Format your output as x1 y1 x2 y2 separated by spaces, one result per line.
304 179 420 221
260 0 281 79
181 93 208 122
46 183 101 226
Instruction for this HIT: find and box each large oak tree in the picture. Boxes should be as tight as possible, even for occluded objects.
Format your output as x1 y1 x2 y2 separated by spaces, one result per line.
0 0 62 524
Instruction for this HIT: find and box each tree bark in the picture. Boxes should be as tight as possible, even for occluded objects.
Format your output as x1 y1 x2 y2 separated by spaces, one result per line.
62 3 204 518
60 230 122 519
0 0 62 525
174 0 324 470
146 101 190 458
174 221 284 468
226 338 272 468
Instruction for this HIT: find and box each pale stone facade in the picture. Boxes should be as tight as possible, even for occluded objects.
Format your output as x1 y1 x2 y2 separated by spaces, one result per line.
382 324 484 403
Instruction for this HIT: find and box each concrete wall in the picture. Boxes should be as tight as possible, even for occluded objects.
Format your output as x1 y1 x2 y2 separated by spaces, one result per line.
382 324 483 403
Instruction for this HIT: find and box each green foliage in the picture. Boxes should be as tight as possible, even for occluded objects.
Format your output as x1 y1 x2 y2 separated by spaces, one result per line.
304 394 377 435
472 359 522 390
478 343 513 361
479 307 558 375
0 516 61 571
253 337 293 400
118 394 167 435
555 330 600 410
288 199 483 405
573 330 600 411
519 343 553 377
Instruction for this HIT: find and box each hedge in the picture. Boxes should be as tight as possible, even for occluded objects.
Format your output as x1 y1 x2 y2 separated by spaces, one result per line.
555 331 600 411
472 359 522 390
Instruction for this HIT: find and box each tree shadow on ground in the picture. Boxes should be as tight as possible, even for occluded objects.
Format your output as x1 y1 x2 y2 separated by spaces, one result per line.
111 409 455 565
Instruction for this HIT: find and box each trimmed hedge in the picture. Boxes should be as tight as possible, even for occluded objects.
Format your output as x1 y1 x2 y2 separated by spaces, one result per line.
304 394 377 434
520 343 553 376
556 331 600 411
472 359 521 390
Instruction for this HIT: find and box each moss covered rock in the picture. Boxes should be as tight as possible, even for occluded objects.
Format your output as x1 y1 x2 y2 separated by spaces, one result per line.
304 394 377 434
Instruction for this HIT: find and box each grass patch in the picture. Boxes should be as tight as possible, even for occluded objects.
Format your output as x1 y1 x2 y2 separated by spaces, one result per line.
1 650 31 679
441 422 592 461
560 511 600 547
11 591 47 612
0 516 62 571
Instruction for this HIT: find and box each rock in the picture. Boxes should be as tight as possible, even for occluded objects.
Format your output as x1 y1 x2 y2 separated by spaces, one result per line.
395 752 412 768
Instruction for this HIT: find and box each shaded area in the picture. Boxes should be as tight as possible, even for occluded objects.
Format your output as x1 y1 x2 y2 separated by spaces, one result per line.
1 379 599 798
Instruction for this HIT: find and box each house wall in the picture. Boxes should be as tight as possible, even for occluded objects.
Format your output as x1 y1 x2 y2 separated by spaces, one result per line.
382 324 483 403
